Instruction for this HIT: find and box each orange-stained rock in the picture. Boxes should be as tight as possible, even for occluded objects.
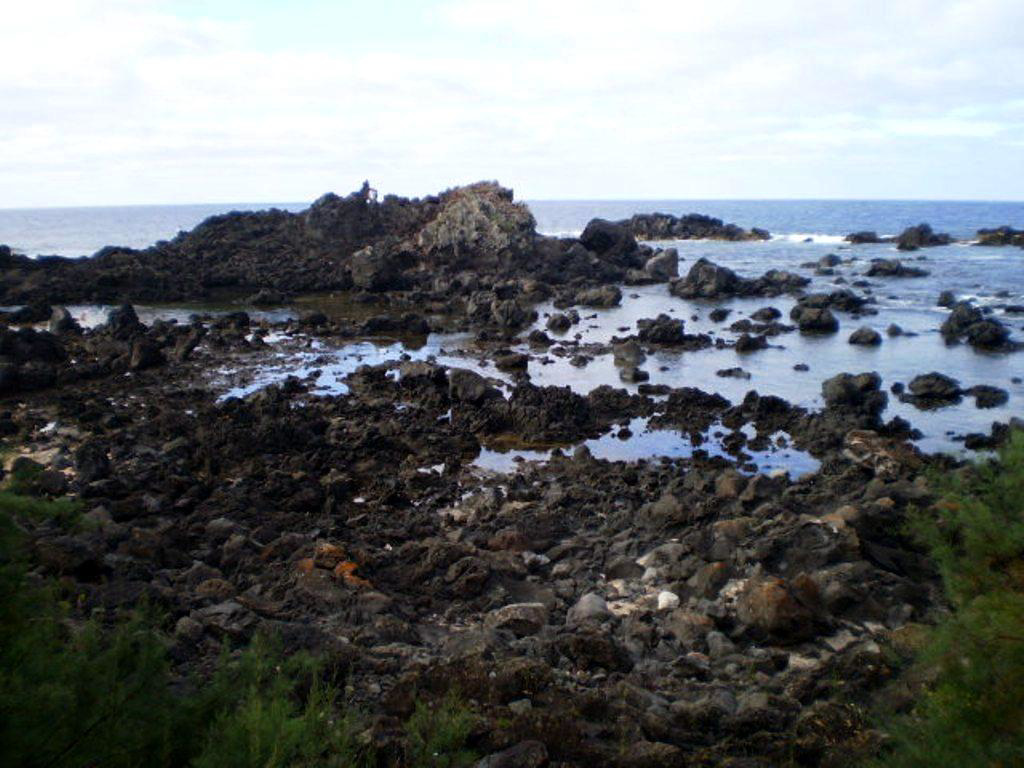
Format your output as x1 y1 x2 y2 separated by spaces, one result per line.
736 576 819 642
314 541 346 569
334 560 372 587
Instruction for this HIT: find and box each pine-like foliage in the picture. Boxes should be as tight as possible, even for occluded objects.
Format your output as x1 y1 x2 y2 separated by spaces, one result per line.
875 431 1024 766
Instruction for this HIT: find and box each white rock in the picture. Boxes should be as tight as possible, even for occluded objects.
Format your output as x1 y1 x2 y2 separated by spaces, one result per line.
657 590 681 611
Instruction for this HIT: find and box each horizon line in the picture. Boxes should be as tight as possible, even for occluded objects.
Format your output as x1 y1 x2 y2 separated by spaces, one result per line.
3 196 1024 212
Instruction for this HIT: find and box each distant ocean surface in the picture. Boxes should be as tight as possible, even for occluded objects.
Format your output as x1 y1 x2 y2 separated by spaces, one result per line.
1 199 1022 258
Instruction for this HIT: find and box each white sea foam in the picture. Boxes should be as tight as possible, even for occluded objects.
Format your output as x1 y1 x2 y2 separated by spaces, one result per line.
770 233 848 245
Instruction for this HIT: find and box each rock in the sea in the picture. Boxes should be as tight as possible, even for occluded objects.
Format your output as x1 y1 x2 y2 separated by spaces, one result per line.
751 306 782 322
941 302 1012 349
612 340 646 367
866 259 929 278
644 247 679 279
844 231 889 244
822 372 887 416
908 372 962 401
734 333 768 352
975 226 1024 247
546 313 572 333
576 285 622 308
966 384 1009 409
848 327 882 346
897 223 953 251
622 211 769 241
669 258 741 299
937 290 957 308
795 307 839 334
636 314 684 344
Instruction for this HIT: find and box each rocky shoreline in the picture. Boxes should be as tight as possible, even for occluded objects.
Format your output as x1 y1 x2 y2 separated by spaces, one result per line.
1 181 1022 766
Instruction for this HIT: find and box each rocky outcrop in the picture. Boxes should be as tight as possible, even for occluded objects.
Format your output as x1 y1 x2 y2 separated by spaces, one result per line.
844 231 892 244
940 302 1015 350
417 182 537 271
896 223 953 251
0 182 644 307
620 212 769 241
975 226 1024 247
669 258 809 300
865 259 929 278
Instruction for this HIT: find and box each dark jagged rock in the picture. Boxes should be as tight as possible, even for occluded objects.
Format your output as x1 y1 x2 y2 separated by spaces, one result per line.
636 314 684 344
575 285 622 308
578 219 639 264
896 223 953 251
844 231 891 244
975 226 1024 247
821 372 887 418
909 372 960 398
940 301 1013 350
619 212 769 241
734 333 769 352
0 181 609 306
790 291 871 323
794 307 839 334
866 259 929 278
669 258 809 300
966 384 1009 409
643 248 679 280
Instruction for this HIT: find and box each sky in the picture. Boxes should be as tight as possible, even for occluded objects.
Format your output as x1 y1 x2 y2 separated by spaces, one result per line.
2 0 1023 207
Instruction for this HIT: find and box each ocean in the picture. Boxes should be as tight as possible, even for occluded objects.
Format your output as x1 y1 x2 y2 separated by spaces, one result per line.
0 199 1022 258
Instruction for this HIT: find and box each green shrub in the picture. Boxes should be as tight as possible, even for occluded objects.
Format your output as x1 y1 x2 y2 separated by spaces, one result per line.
872 430 1024 767
404 693 478 767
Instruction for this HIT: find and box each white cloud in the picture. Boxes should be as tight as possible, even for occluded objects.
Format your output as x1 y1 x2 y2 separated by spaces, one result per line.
0 0 1022 205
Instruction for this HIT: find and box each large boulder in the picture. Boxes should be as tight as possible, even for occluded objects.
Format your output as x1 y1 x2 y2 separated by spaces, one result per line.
579 218 638 262
644 247 679 280
795 307 839 334
670 258 741 299
575 285 622 308
735 576 819 642
866 259 929 278
908 372 961 400
975 226 1024 247
636 314 685 344
844 231 889 244
448 368 500 404
941 302 1012 349
417 182 537 270
848 327 882 346
623 211 769 241
896 223 952 251
822 371 887 416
